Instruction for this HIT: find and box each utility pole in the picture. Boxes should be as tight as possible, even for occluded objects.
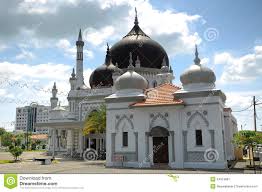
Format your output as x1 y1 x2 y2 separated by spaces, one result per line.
253 96 257 132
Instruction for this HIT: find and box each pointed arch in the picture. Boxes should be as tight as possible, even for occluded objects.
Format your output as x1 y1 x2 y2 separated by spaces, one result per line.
187 111 209 129
116 115 134 131
150 113 169 129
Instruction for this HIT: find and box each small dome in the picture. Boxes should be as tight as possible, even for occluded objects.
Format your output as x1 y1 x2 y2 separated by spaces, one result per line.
89 45 116 88
180 46 216 88
115 53 148 90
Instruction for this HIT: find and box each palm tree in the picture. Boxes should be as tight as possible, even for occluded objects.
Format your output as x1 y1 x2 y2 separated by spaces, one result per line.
83 105 106 135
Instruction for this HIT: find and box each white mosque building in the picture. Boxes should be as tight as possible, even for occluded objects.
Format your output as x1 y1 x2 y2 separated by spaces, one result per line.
38 11 237 169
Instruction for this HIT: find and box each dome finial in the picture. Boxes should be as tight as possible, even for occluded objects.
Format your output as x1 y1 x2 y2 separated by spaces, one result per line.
53 82 56 89
194 44 201 65
134 7 139 26
128 52 135 70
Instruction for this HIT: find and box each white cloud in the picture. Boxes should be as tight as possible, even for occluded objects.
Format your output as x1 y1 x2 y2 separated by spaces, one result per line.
201 57 209 65
0 61 94 107
0 61 71 80
83 26 115 46
15 49 35 60
214 45 262 83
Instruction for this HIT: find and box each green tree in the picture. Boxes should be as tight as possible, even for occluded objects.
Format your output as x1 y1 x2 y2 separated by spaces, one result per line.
0 128 6 147
83 105 106 135
232 130 262 166
0 128 5 136
14 134 24 146
9 146 23 161
1 132 13 147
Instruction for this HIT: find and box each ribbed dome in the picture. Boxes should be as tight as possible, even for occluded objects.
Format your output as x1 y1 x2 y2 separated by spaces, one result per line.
89 45 116 88
180 46 216 88
110 11 169 69
115 54 148 90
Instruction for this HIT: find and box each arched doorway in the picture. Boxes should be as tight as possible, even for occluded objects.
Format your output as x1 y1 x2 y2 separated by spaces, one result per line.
150 126 169 163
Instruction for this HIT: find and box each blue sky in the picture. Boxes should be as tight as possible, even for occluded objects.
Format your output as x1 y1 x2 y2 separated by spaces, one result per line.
0 0 261 131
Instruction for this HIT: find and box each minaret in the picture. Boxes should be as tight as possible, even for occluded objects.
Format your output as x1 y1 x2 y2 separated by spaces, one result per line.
50 82 58 109
69 68 77 90
76 29 85 89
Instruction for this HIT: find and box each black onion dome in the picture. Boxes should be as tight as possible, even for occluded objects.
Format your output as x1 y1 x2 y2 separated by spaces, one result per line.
110 11 169 69
89 45 116 88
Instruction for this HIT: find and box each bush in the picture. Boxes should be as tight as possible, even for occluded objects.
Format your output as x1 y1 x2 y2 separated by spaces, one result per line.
42 145 46 149
8 145 14 150
9 146 23 161
31 143 37 150
21 144 26 150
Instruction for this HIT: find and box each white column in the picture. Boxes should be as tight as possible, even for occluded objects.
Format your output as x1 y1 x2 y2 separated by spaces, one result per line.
78 130 83 156
67 129 73 153
52 129 56 158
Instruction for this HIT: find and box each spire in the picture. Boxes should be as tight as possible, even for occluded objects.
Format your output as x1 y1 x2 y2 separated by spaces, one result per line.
76 29 84 46
52 82 58 98
134 7 139 26
106 42 110 55
53 82 57 90
105 43 112 65
71 68 76 78
78 29 82 41
128 52 135 71
194 44 201 65
169 65 173 73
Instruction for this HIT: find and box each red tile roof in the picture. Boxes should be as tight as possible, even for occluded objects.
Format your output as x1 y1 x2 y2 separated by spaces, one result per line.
131 83 184 107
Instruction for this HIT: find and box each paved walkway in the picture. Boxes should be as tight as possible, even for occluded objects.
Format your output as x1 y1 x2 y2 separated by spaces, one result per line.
0 152 260 174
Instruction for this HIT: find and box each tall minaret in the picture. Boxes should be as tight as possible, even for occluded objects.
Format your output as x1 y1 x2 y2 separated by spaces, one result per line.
76 29 85 89
50 82 58 109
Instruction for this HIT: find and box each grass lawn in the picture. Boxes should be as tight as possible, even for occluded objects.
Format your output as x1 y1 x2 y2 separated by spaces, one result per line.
0 160 15 164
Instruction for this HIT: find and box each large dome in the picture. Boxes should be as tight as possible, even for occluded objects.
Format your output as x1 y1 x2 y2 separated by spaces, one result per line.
110 11 169 69
89 46 116 88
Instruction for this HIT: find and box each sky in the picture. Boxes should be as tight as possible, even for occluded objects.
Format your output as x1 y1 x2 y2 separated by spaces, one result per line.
0 0 261 131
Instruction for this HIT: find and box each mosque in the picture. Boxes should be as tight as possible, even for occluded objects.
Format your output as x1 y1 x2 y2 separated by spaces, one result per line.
38 10 237 169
